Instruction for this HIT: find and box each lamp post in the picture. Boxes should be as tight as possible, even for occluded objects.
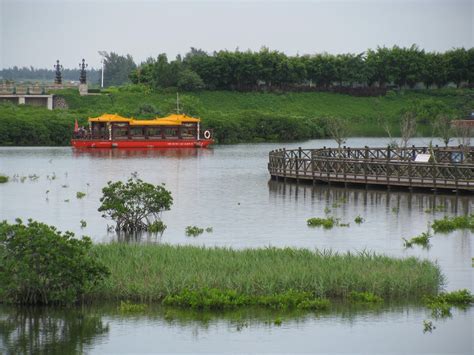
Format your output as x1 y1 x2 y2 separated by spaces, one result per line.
53 59 63 84
98 51 107 88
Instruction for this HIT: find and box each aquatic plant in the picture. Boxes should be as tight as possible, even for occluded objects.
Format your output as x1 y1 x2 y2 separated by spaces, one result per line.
118 300 147 312
307 217 337 229
273 317 282 326
162 288 330 310
391 207 399 214
0 175 9 183
205 227 213 233
185 226 204 237
0 219 109 304
431 215 474 233
28 174 39 181
403 230 432 249
423 320 436 333
354 216 364 224
80 220 87 228
423 289 473 318
349 291 383 303
424 205 447 213
76 191 86 199
98 178 173 231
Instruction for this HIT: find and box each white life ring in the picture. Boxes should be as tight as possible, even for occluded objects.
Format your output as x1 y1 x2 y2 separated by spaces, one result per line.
203 130 211 140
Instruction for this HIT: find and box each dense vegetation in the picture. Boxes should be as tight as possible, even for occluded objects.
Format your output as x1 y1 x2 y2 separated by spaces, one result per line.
1 87 471 145
130 46 474 91
90 244 443 302
0 219 109 304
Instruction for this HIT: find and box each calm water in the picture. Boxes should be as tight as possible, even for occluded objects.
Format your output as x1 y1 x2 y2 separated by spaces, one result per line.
0 138 473 354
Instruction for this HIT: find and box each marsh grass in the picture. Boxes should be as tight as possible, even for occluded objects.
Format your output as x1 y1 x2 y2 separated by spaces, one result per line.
307 217 337 229
90 244 443 303
431 215 474 233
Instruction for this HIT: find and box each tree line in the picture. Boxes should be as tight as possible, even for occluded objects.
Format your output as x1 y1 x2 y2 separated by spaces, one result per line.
2 45 473 92
130 45 473 92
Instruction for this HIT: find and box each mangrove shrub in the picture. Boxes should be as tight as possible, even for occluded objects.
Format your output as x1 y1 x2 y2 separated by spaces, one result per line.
0 219 109 304
98 178 173 231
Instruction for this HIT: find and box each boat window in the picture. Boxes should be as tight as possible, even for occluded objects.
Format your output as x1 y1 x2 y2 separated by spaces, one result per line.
147 127 162 138
181 123 196 139
113 128 129 139
164 127 179 139
130 127 145 139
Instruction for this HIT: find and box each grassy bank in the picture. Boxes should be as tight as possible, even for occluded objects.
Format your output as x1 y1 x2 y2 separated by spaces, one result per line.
89 244 443 304
0 88 471 145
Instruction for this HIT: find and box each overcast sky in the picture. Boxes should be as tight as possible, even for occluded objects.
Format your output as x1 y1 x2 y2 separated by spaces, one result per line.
1 0 472 69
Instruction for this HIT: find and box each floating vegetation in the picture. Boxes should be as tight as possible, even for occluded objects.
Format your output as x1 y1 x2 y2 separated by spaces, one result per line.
118 300 147 313
185 225 204 237
324 207 332 215
349 291 383 303
47 173 57 181
61 184 69 188
391 207 399 214
148 220 167 234
307 217 349 229
354 216 364 224
424 289 473 319
76 191 86 199
205 227 213 233
163 288 330 310
307 217 337 229
403 230 432 249
431 215 474 233
0 175 9 183
274 317 282 326
28 174 39 181
64 199 70 203
20 176 27 183
80 220 87 228
423 320 436 333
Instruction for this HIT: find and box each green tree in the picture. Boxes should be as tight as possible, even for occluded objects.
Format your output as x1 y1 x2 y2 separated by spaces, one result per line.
98 178 173 231
0 219 109 304
103 52 137 87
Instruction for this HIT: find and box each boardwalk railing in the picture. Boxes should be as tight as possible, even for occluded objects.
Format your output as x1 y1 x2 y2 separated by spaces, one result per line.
268 146 474 192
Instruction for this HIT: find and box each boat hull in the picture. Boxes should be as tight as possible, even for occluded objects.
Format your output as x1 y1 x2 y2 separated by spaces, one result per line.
71 139 214 148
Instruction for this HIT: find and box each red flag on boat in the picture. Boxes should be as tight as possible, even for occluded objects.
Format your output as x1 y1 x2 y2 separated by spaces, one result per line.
74 119 79 132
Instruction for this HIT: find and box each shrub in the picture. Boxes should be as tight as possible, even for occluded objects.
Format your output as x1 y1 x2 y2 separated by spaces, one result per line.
98 178 173 231
0 219 109 304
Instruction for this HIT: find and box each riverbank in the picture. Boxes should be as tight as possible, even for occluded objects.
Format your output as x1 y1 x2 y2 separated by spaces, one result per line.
88 243 443 305
0 88 472 145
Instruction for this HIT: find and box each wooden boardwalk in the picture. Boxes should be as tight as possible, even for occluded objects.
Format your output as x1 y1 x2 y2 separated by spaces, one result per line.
268 146 474 193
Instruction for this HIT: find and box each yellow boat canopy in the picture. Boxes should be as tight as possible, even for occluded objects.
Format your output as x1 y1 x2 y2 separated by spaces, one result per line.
88 113 131 123
88 113 200 126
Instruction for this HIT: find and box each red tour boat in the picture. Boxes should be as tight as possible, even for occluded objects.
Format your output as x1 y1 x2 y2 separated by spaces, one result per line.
71 113 213 148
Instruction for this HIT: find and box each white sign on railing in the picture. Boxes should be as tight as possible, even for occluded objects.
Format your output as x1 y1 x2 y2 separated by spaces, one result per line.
414 154 431 163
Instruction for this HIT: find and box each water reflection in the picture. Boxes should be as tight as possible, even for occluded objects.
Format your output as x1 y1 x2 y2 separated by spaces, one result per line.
268 180 473 215
72 147 213 160
0 306 109 355
0 303 471 354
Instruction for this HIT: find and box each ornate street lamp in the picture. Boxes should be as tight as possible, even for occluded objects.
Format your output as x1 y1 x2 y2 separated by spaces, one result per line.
79 58 88 84
54 59 63 84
